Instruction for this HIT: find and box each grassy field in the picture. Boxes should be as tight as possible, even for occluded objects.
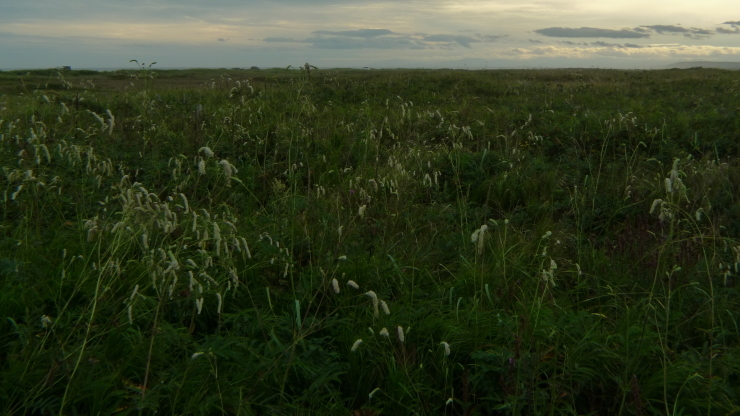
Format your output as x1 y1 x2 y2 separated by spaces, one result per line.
1 65 740 415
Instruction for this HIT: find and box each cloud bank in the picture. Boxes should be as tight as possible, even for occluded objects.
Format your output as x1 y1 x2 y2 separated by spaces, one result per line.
263 28 503 49
534 27 650 38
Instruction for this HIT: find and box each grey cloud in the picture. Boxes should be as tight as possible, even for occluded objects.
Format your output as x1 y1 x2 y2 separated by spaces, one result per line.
641 24 690 34
591 41 646 48
475 34 504 42
422 34 479 47
639 25 713 38
528 39 543 44
262 29 492 50
217 38 228 42
307 36 423 50
263 37 302 42
716 26 740 34
312 29 395 38
723 21 740 26
535 27 650 38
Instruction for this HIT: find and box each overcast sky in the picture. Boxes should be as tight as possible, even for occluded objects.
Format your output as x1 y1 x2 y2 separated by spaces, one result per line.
1 0 738 69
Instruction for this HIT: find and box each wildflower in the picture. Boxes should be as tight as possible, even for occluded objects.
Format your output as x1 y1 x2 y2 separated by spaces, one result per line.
347 280 360 289
331 278 340 294
380 300 390 315
649 199 663 215
379 327 389 337
440 341 451 356
196 297 204 314
366 291 379 317
397 326 405 342
338 255 347 261
40 315 53 329
198 159 206 175
191 352 204 360
358 205 366 218
446 398 453 405
351 339 363 352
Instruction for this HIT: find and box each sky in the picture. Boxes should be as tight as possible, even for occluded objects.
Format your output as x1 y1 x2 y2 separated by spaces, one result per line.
1 0 739 69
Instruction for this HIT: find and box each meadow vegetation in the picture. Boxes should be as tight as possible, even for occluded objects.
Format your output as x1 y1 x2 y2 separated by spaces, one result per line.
1 65 740 415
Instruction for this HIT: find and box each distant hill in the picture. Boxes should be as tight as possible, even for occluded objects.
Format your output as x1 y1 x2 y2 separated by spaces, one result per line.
664 61 740 70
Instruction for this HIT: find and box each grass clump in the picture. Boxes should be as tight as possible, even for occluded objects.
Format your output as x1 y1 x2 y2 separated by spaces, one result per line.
1 66 740 415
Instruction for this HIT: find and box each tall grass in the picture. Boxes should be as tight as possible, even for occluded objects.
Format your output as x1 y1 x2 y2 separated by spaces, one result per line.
1 67 740 415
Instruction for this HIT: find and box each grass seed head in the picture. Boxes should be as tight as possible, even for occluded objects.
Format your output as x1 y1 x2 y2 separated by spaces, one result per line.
351 339 363 352
199 147 214 158
380 300 390 315
440 341 450 356
366 291 379 317
331 278 340 293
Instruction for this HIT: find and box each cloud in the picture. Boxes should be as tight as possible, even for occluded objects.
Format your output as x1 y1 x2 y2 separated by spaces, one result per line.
475 34 504 42
724 21 740 26
639 25 713 39
217 38 228 42
499 44 740 61
560 40 588 45
591 41 646 48
306 36 424 50
263 37 302 43
641 24 690 34
716 26 740 34
534 27 650 39
263 28 500 50
422 34 480 47
311 29 396 38
260 29 506 50
528 39 543 44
